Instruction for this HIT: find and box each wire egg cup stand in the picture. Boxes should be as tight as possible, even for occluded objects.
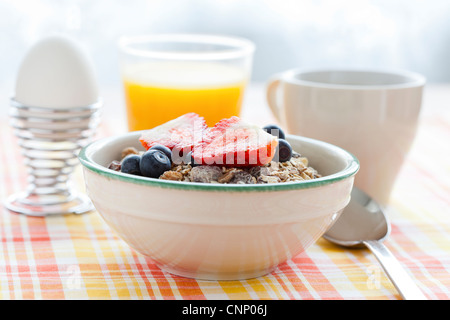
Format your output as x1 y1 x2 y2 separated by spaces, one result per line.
5 98 102 216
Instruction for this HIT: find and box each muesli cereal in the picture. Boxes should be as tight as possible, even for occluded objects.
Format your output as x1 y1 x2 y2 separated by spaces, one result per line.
110 148 320 184
109 114 321 184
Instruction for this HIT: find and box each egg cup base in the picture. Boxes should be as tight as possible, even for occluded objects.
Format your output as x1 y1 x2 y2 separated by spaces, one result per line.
4 191 94 216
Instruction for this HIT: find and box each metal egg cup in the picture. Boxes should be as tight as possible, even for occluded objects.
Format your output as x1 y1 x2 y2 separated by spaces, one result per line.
5 98 102 216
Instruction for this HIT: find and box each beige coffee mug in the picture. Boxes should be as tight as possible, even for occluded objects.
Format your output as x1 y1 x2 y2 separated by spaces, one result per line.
267 68 425 206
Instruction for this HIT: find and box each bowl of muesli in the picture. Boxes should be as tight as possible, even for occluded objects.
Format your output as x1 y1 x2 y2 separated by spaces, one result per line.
78 114 359 280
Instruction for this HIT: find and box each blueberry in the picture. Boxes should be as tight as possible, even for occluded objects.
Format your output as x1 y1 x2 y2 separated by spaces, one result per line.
140 149 172 178
120 154 142 175
263 124 286 140
149 144 172 162
274 139 292 162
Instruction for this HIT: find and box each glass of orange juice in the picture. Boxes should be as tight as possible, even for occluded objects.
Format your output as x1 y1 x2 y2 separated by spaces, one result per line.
118 34 255 131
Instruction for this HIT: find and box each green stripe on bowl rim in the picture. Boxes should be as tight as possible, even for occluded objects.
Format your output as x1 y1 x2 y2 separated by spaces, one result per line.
78 133 359 192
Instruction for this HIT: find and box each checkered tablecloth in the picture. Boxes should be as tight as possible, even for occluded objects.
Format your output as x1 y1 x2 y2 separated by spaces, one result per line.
0 85 449 300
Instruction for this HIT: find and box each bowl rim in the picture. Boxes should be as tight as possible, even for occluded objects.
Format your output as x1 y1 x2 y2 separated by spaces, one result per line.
79 132 359 192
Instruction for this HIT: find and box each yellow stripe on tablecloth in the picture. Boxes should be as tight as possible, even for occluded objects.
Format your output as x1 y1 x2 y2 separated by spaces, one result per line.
385 202 450 300
218 280 252 299
18 215 43 300
240 277 286 299
313 240 396 300
213 274 291 299
61 210 167 299
80 212 135 299
44 215 85 299
85 211 155 299
63 213 114 299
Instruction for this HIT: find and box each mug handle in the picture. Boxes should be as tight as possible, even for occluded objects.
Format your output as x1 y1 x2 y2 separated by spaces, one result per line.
266 76 282 122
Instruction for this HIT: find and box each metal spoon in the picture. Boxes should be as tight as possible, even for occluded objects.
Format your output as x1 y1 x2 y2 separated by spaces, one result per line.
324 187 427 300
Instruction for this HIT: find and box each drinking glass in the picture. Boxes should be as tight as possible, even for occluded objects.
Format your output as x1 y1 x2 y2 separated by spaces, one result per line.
118 34 255 131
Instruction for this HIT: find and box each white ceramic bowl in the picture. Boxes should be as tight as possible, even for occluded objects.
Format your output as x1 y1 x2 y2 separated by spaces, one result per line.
79 131 359 280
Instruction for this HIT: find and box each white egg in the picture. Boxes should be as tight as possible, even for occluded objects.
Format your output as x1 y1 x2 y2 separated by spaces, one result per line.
14 35 99 109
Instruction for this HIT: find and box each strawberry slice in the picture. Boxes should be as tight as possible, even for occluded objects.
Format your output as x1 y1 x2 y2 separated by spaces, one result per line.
192 116 278 167
139 113 207 153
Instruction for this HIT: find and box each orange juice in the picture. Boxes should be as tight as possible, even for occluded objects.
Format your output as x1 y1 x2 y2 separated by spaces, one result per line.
122 61 248 131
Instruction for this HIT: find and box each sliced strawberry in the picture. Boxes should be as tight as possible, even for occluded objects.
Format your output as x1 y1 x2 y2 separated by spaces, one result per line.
139 113 207 153
192 116 278 167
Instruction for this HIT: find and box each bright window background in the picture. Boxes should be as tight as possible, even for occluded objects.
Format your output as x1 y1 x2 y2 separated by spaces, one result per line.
1 0 449 96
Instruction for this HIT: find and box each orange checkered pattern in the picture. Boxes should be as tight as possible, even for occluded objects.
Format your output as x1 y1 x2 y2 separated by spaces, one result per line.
0 111 449 300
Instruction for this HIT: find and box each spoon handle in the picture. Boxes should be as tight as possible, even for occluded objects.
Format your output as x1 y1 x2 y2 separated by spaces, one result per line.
363 240 427 300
